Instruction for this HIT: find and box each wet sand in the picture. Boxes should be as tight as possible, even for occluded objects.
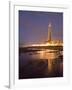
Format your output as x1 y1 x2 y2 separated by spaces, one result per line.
19 50 63 79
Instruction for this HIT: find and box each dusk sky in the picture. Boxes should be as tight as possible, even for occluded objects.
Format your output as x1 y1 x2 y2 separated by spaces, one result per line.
19 10 63 45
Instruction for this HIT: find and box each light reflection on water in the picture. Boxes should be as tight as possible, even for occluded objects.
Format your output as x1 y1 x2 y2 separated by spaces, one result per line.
29 50 63 72
19 49 63 78
31 50 60 59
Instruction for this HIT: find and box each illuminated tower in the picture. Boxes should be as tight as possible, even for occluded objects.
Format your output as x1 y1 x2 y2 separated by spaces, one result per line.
48 22 52 42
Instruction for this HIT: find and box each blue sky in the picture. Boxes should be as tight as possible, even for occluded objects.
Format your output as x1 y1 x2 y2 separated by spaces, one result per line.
19 10 63 45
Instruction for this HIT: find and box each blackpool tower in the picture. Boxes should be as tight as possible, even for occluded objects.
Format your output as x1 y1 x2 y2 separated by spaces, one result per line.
48 22 52 42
